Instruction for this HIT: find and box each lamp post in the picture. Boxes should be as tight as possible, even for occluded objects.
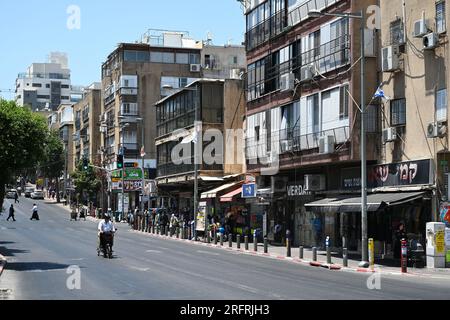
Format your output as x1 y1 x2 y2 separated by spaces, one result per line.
308 8 369 267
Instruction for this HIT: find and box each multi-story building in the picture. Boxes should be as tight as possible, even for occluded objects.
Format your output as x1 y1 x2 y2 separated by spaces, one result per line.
201 44 246 80
155 79 245 212
72 83 102 168
100 29 246 213
243 0 380 249
372 0 448 254
15 52 83 111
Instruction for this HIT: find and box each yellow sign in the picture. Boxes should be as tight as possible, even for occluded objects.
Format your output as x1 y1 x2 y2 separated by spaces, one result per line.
436 230 445 254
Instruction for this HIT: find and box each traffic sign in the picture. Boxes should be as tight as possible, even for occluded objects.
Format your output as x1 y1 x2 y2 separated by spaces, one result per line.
125 162 139 168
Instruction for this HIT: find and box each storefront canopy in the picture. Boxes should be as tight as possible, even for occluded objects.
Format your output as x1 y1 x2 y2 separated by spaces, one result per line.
304 192 426 213
220 187 243 203
200 182 241 199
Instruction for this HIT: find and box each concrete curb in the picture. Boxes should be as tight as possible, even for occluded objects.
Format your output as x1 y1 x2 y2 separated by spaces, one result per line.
0 254 7 278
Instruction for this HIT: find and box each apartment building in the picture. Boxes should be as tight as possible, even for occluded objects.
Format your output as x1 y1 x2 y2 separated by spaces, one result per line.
243 0 380 249
155 79 245 213
374 0 448 252
201 44 246 80
15 53 83 111
72 83 102 168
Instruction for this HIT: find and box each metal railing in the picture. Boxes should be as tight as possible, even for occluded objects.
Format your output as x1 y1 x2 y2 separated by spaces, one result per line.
245 125 350 158
288 0 340 27
157 159 223 178
247 35 350 101
119 87 138 95
246 10 287 51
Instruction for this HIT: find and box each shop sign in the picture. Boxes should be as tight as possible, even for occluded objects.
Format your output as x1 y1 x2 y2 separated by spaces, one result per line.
445 228 450 246
287 184 312 198
242 184 257 198
436 230 445 255
441 203 450 228
111 168 143 180
341 159 433 190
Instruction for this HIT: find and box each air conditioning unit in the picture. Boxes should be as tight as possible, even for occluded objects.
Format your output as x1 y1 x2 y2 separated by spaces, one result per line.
382 45 400 72
382 127 398 143
300 64 314 82
427 122 447 138
412 18 428 38
318 135 336 154
280 73 295 92
190 64 201 72
423 33 439 50
304 174 326 192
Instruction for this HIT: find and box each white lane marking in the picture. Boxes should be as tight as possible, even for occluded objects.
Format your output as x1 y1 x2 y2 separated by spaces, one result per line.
69 258 85 261
197 250 220 256
146 250 162 254
1 227 6 230
129 266 150 272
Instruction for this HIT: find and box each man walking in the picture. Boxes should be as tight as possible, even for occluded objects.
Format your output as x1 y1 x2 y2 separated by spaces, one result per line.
14 192 19 204
7 204 16 222
30 204 40 221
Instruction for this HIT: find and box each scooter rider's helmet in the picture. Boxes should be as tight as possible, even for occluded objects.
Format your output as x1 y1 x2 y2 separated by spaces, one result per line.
104 213 111 220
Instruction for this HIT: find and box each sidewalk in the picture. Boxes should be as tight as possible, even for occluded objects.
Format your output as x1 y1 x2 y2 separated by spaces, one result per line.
39 198 450 279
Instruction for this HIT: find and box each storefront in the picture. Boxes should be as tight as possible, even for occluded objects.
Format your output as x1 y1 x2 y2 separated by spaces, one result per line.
305 159 435 256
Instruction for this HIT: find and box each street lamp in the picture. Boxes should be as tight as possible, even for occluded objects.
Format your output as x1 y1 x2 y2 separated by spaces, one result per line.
308 8 369 267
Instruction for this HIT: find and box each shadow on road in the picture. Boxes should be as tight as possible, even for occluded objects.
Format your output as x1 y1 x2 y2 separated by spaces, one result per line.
6 262 76 272
0 246 30 257
0 241 15 245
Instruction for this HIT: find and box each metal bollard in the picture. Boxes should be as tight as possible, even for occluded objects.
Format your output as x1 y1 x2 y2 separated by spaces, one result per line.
165 226 169 237
220 233 224 246
207 232 211 244
286 239 291 257
229 234 233 248
312 247 317 262
214 233 218 245
245 235 249 251
299 246 304 259
237 234 241 249
343 248 348 267
254 236 258 252
176 227 180 239
326 245 331 264
264 238 268 254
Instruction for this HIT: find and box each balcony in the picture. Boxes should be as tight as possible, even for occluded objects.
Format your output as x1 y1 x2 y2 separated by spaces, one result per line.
75 118 81 131
104 93 115 106
118 87 138 96
157 161 223 178
119 103 139 117
122 143 139 156
82 111 89 123
246 9 287 51
288 0 340 27
246 126 350 159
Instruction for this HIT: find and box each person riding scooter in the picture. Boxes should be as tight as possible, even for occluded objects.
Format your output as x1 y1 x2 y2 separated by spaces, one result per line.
97 213 116 258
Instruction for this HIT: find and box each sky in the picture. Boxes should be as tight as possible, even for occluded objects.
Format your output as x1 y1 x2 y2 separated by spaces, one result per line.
0 0 245 100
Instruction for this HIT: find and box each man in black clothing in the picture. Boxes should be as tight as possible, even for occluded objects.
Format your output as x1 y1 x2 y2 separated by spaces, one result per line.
14 192 19 204
7 204 16 222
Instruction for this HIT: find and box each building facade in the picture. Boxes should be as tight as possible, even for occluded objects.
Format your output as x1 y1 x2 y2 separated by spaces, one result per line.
243 0 379 249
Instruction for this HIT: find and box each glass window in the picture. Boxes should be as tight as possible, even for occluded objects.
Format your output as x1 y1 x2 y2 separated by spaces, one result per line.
162 52 175 64
150 52 163 63
176 53 189 64
391 99 406 126
137 51 150 62
436 88 448 122
340 85 349 120
437 1 446 34
390 19 405 45
124 50 137 62
189 53 201 64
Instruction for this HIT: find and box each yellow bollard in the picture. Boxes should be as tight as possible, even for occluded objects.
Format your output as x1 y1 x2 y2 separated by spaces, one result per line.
368 238 375 271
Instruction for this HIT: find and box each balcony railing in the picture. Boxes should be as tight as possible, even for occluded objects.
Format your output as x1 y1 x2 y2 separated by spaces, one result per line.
82 111 89 123
75 118 81 131
157 160 223 178
104 93 115 105
288 0 340 27
246 9 287 51
247 35 350 101
246 126 350 158
119 87 138 96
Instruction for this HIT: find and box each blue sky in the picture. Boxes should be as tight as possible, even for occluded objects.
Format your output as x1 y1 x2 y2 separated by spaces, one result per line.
0 1 245 99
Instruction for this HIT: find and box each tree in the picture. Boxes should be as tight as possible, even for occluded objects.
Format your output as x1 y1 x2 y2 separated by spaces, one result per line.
71 160 101 206
40 130 65 203
0 100 49 206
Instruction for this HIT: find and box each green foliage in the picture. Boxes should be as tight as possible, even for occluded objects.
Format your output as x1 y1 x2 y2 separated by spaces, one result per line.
71 159 101 202
41 130 65 180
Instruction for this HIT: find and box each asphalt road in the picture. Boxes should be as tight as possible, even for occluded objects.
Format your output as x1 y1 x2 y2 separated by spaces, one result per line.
1 196 450 300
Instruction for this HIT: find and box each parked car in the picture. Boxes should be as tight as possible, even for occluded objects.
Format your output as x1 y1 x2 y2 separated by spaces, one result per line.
6 189 17 199
31 190 45 200
24 187 35 198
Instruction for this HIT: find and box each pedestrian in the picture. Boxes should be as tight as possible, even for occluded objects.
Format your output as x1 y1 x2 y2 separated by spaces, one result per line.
7 204 16 222
30 204 40 221
14 192 19 204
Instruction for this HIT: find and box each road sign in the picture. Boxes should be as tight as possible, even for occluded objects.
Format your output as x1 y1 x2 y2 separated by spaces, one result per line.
242 183 256 198
125 162 139 168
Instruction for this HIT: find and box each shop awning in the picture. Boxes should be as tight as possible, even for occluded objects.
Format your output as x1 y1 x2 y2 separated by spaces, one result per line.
200 182 240 199
304 192 426 213
220 187 243 203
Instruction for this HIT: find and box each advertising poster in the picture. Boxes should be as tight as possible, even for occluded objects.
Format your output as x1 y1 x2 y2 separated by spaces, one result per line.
196 202 207 232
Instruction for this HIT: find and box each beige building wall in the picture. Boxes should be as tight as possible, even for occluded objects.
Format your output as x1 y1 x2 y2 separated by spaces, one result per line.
380 0 447 165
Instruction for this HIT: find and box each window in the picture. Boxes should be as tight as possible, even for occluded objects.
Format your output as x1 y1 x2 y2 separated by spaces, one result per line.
232 56 238 64
46 84 50 88
189 53 201 64
436 88 448 122
391 99 406 126
61 84 70 89
61 96 70 100
162 52 175 64
340 85 349 120
37 95 50 99
150 51 163 63
365 105 379 133
176 53 189 64
390 19 405 45
32 83 42 88
437 1 446 34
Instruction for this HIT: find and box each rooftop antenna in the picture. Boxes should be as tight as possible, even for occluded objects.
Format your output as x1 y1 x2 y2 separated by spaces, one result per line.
206 31 213 46
236 0 250 13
